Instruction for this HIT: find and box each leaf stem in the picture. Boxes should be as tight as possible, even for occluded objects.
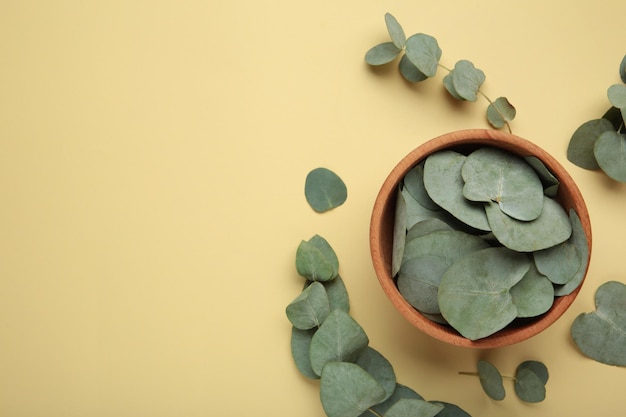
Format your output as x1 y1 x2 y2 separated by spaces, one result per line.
458 371 516 380
367 408 384 417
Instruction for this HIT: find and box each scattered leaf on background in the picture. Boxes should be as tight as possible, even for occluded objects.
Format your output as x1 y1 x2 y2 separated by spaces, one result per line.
286 281 330 330
516 360 549 384
571 281 626 367
295 235 339 281
304 275 350 313
621 54 626 83
365 42 402 65
290 327 318 379
593 130 626 182
384 12 406 49
399 54 429 83
429 401 473 417
451 60 485 102
355 347 397 403
567 118 614 170
608 84 626 109
603 106 624 131
320 362 386 417
305 167 347 212
477 360 505 401
487 97 516 129
404 33 441 77
309 310 369 376
384 398 444 417
438 247 530 340
443 72 464 100
359 384 424 417
514 361 548 403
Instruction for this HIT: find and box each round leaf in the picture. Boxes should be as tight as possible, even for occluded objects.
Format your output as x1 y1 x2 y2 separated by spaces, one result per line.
404 33 441 77
620 54 626 84
438 247 530 340
290 327 318 379
608 84 626 109
462 147 544 221
399 54 429 83
405 218 454 242
309 310 369 376
385 13 406 49
516 360 549 384
305 167 347 212
384 399 444 417
365 42 401 66
355 347 396 402
567 118 614 170
477 360 505 401
514 368 546 403
398 255 450 314
451 60 485 102
320 362 387 417
286 281 331 329
533 238 581 285
510 265 554 318
485 197 572 252
571 281 626 366
554 209 589 296
443 71 464 100
296 239 336 282
402 229 489 266
304 274 350 313
593 130 626 182
360 384 424 417
423 150 491 231
429 401 472 417
404 162 439 210
603 106 624 131
524 155 559 195
487 97 516 129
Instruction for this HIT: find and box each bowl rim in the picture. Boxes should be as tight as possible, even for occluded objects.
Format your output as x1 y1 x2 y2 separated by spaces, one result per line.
369 129 592 348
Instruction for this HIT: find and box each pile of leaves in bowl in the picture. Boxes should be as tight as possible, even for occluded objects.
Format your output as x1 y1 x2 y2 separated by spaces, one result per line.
392 146 589 340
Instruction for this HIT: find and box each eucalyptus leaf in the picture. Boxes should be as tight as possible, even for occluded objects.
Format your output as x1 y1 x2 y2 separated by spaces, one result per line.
320 362 387 417
620 54 626 84
438 247 530 340
402 229 489 266
359 384 424 417
404 33 441 78
510 265 554 318
305 274 350 313
485 197 572 252
524 155 559 193
291 327 318 379
385 13 406 49
401 188 452 231
477 360 505 401
451 60 485 102
567 118 614 170
305 167 348 212
365 42 402 66
404 162 439 210
429 401 472 417
516 360 549 384
462 147 544 221
423 150 490 231
398 255 450 314
405 218 454 242
487 97 516 129
384 398 444 417
310 309 369 376
533 238 581 285
603 106 624 131
355 347 396 402
399 54 429 83
571 281 626 367
443 71 464 100
296 235 339 281
554 209 589 296
608 84 626 109
392 188 408 277
593 130 626 182
514 368 546 403
286 281 331 330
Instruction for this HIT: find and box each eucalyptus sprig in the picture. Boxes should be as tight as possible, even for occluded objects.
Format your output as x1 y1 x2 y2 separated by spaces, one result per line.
288 234 473 417
567 55 626 182
365 13 516 132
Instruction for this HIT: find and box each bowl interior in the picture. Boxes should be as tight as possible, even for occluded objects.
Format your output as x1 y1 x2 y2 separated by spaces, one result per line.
370 129 592 348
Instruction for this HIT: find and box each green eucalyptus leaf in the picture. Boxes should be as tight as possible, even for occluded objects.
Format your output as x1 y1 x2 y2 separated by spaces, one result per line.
423 150 491 231
405 218 454 242
571 281 626 367
510 264 554 318
309 310 369 376
355 347 396 402
462 147 544 221
514 368 545 403
620 54 626 84
429 401 472 417
603 106 624 131
608 84 626 109
392 188 408 277
404 33 441 78
402 229 489 266
554 210 589 296
524 155 559 195
384 399 444 417
399 54 429 83
438 247 530 340
365 42 402 66
567 118 614 170
286 281 331 329
305 274 350 313
422 312 448 325
485 197 572 252
451 60 485 102
296 235 339 281
443 71 464 100
404 162 439 210
477 360 505 401
487 97 516 129
400 188 453 231
385 13 406 49
398 255 450 314
320 362 387 417
593 130 626 182
359 384 424 417
516 360 549 384
290 327 318 379
305 167 347 212
533 238 581 285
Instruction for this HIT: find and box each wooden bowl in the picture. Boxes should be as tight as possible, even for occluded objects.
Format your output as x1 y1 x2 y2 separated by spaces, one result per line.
369 129 592 348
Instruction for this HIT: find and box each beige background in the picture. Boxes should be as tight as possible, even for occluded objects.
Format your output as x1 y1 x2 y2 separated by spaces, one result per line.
1 1 625 416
